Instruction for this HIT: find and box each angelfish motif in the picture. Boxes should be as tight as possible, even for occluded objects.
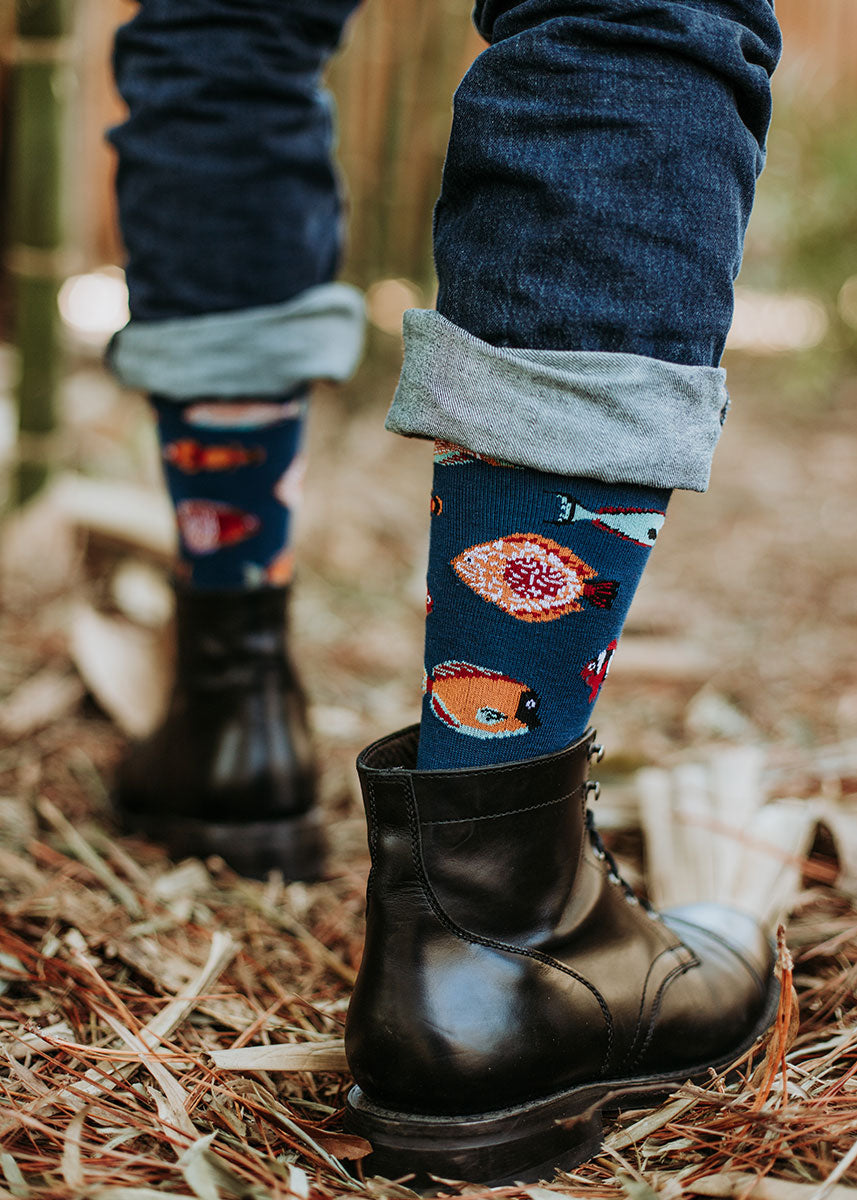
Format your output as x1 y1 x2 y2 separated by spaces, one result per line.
424 661 540 738
551 495 665 549
452 533 618 622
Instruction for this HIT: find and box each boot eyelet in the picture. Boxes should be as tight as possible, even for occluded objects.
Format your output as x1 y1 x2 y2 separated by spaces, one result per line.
589 742 605 763
608 871 621 886
585 781 601 801
624 893 639 906
593 847 606 861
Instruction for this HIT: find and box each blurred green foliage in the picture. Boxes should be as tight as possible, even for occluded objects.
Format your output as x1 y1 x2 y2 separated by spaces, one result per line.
742 98 857 361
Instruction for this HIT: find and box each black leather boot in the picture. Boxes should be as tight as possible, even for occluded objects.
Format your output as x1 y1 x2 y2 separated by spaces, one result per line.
344 726 778 1185
114 586 322 880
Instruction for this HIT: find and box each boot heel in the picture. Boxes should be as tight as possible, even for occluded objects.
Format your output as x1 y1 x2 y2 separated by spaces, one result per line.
121 809 325 880
345 1085 604 1187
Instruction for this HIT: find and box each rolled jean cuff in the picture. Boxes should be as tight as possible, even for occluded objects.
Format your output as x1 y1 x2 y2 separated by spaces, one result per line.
386 310 729 492
107 283 366 399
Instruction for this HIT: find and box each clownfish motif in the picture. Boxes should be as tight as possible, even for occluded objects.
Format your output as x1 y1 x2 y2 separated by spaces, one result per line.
581 639 618 702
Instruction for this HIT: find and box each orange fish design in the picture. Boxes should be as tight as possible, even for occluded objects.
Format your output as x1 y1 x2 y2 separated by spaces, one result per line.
424 661 540 738
452 533 618 621
163 439 266 473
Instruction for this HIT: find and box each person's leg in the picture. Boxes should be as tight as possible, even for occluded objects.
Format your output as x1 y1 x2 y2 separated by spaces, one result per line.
107 0 363 877
346 0 782 1181
400 0 780 769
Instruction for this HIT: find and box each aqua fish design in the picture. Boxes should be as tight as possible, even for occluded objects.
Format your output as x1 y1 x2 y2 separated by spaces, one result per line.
551 495 665 549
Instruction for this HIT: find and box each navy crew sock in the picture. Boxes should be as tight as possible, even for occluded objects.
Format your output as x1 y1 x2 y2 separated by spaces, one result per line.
152 392 307 590
417 442 670 769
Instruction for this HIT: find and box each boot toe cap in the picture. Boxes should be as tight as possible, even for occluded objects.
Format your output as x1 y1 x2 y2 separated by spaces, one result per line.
664 902 775 988
647 903 777 1070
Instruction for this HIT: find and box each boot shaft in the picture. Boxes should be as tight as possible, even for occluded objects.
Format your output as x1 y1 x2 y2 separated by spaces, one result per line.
346 726 614 1112
359 725 597 941
173 585 291 687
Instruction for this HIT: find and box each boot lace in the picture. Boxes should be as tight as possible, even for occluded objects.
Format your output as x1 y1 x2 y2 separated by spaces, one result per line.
585 792 659 918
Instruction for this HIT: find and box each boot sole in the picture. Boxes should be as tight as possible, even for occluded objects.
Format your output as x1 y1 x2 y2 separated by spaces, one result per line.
345 971 781 1186
118 808 325 881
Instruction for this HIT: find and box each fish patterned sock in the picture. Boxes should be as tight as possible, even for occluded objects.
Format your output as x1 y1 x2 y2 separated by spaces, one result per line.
416 442 671 769
152 392 308 590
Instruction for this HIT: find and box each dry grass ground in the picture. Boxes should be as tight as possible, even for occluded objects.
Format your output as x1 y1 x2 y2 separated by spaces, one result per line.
1 351 856 1198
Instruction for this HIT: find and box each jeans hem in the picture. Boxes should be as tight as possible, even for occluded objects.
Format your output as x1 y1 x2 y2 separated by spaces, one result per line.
385 310 729 492
108 283 366 398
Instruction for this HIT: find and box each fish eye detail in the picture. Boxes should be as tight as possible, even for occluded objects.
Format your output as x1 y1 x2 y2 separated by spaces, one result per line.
475 707 507 724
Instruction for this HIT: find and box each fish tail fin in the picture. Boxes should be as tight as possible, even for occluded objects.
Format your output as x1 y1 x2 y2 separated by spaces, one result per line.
582 580 619 610
550 492 579 525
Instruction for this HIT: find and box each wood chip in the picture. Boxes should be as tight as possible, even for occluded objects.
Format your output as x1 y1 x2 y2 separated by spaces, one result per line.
210 1039 347 1073
0 670 84 739
68 603 171 738
51 473 176 559
604 1095 698 1151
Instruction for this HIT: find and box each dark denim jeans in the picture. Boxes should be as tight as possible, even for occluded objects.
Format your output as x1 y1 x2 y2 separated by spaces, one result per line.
109 0 781 490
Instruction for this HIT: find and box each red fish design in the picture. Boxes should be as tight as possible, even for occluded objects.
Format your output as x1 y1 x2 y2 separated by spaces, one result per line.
176 500 261 555
581 639 618 701
163 440 266 473
424 661 540 738
452 533 619 621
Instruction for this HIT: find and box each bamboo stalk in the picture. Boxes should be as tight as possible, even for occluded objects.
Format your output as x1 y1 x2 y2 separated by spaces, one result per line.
8 0 73 503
